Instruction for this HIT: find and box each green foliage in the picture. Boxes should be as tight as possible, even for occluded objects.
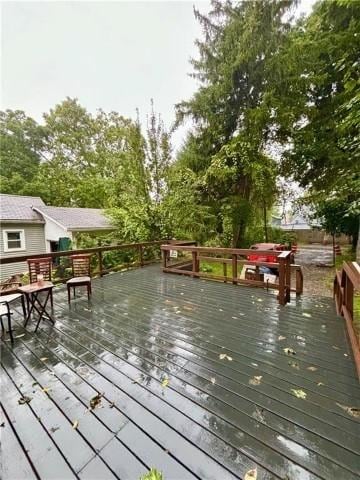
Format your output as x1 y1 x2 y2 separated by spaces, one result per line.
140 468 163 480
0 110 46 195
174 1 291 246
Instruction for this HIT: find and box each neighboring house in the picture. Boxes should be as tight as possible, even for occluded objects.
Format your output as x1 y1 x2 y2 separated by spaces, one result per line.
0 194 47 280
280 214 349 244
32 206 114 253
0 194 114 280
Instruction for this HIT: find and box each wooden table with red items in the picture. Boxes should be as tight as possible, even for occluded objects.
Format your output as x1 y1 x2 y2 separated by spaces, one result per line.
18 281 55 332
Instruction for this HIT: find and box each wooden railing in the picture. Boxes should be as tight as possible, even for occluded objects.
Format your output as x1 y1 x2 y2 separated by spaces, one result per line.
334 261 360 379
161 245 295 305
0 240 196 284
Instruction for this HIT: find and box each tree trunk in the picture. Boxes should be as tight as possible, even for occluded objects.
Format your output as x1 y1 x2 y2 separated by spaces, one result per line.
356 217 360 261
263 202 268 242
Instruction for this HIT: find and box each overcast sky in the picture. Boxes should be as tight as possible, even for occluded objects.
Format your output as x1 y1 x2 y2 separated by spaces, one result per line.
1 0 316 150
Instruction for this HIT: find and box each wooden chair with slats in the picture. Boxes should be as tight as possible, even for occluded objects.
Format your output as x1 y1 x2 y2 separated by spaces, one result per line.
27 257 53 308
66 254 92 303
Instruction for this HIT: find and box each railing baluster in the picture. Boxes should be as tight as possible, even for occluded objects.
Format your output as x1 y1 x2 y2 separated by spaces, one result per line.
232 254 237 285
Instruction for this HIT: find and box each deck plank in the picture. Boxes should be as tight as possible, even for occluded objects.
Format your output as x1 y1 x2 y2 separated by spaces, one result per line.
3 264 360 480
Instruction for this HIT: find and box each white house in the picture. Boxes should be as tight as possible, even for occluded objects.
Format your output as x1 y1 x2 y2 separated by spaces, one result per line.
0 194 114 280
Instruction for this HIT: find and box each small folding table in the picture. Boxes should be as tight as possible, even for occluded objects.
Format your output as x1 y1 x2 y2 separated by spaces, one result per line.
18 281 55 332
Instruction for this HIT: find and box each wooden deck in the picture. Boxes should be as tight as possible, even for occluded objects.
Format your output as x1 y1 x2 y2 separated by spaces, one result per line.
1 265 360 480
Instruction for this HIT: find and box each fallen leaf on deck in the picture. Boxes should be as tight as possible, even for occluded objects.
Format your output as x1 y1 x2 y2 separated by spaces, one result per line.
332 345 340 350
41 387 51 394
109 401 115 408
180 292 184 295
0 422 5 427
317 382 324 386
40 357 48 362
344 353 348 357
291 389 307 399
210 377 216 385
161 378 169 388
288 361 300 370
336 403 360 418
283 348 296 355
219 353 227 360
249 376 262 386
72 420 79 429
18 396 32 405
296 335 305 341
257 299 263 302
50 426 59 433
89 393 102 410
32 382 38 387
84 308 92 312
251 362 258 367
132 376 143 384
244 468 257 480
307 366 317 372
302 313 311 318
183 306 194 311
14 334 25 339
278 335 286 341
232 316 238 320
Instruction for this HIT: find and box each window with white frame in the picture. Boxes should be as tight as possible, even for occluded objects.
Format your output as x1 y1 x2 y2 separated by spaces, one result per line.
3 229 26 252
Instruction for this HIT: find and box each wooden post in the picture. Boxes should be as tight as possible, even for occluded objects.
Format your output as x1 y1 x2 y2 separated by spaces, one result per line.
223 262 227 283
162 249 168 269
278 257 285 305
285 255 291 303
192 251 199 277
138 245 144 267
345 275 354 319
232 254 237 285
98 251 103 277
295 267 303 295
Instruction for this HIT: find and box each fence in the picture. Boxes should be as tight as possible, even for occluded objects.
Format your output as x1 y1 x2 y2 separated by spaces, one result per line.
0 240 196 285
334 261 360 379
161 245 296 305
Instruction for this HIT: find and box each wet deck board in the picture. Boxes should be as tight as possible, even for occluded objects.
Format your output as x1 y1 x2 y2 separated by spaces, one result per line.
1 265 360 479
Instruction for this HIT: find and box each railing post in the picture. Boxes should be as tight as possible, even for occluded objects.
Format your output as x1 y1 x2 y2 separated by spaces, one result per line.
192 251 199 278
98 251 103 277
232 254 237 285
345 275 354 319
278 257 285 305
138 245 144 267
296 267 303 295
162 248 168 269
285 254 291 303
223 262 227 283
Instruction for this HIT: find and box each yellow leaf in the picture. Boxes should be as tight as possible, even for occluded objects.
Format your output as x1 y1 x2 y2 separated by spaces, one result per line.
317 382 324 386
210 377 216 385
302 313 311 318
278 335 286 341
161 378 169 388
257 298 263 302
227 356 233 361
72 420 79 429
291 389 307 399
283 348 296 355
41 387 51 394
244 468 257 480
249 376 262 386
40 357 48 362
307 366 317 372
219 353 227 360
336 403 360 418
289 361 300 370
332 345 340 350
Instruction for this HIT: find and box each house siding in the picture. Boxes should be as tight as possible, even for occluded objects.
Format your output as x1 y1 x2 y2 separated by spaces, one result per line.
0 223 46 280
